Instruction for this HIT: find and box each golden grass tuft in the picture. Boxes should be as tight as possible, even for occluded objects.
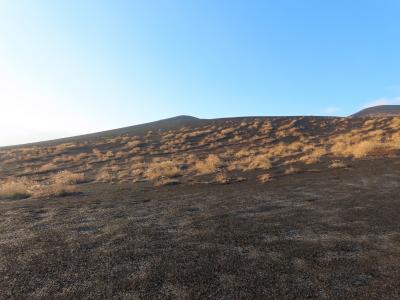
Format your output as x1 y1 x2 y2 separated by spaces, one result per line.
195 154 223 174
53 171 86 185
52 183 77 197
299 147 327 164
145 160 181 180
247 154 272 170
155 178 181 186
0 179 31 200
96 168 114 183
214 172 231 184
284 166 301 175
329 160 348 169
258 173 272 183
331 138 387 158
38 162 58 173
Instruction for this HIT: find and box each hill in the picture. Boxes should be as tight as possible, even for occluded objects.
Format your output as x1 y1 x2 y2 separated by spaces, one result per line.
351 105 400 117
1 114 400 297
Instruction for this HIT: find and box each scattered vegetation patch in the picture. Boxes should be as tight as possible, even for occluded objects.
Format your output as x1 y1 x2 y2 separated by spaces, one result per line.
3 116 400 189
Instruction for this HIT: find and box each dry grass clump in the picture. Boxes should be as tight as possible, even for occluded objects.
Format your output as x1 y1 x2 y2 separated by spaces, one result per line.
53 155 74 163
331 137 387 158
259 121 272 134
276 127 300 138
155 178 181 186
125 140 143 148
73 152 89 162
350 140 382 158
38 162 58 173
258 173 272 183
246 154 272 170
389 117 400 129
227 153 271 172
269 143 290 157
329 160 348 169
54 142 76 153
287 141 305 152
0 179 31 200
284 166 301 175
195 154 223 174
0 177 77 199
235 148 252 159
214 172 231 184
96 168 114 183
53 171 86 185
116 169 130 181
145 160 181 180
220 127 235 136
300 147 327 164
52 183 77 197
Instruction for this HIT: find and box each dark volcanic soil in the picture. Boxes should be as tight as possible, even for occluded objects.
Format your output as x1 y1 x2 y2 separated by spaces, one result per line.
1 158 400 299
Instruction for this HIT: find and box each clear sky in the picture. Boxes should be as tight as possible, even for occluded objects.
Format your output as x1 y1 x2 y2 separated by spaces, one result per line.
1 0 400 146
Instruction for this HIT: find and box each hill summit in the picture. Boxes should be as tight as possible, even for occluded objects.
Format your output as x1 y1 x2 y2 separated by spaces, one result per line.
352 105 400 117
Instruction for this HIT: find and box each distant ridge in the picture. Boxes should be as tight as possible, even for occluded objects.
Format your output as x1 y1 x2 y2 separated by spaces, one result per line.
352 105 400 117
1 115 202 149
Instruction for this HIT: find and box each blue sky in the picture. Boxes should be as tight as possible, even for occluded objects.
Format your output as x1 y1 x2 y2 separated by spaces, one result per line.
1 0 400 146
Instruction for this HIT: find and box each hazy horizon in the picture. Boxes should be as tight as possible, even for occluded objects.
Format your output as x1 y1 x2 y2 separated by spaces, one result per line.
1 0 400 146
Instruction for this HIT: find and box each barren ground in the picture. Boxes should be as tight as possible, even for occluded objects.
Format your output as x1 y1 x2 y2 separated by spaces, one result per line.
1 157 400 299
